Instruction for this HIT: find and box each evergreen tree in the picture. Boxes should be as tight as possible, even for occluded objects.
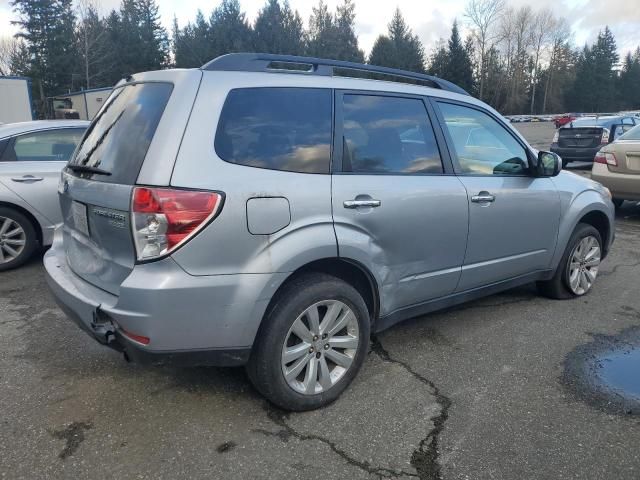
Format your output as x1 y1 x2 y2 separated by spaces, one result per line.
307 0 363 62
368 8 425 72
209 0 252 58
618 48 640 110
11 0 76 106
427 22 474 92
253 0 305 55
75 3 115 89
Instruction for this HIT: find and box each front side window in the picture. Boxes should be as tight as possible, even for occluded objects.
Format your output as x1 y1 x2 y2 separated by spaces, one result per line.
2 129 85 162
437 102 529 175
215 88 332 174
341 94 443 174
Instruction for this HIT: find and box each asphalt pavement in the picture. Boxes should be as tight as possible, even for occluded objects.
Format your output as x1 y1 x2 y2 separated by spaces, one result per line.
2 122 640 479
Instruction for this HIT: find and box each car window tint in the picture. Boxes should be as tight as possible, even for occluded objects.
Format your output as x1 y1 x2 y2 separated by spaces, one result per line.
69 82 173 184
215 88 332 174
10 129 85 162
341 95 443 174
438 102 529 175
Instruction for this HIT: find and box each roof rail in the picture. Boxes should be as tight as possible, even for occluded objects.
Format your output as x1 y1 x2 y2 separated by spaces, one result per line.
201 53 469 96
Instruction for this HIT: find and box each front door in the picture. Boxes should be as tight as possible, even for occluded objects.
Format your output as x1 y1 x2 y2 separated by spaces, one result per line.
332 92 469 317
433 100 560 291
0 128 85 224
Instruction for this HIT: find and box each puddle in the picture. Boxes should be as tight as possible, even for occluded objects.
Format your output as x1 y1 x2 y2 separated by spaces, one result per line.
596 350 640 400
562 326 640 416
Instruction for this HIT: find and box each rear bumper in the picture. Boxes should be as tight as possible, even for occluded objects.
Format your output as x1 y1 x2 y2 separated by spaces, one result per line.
591 163 640 201
44 230 287 366
551 144 600 163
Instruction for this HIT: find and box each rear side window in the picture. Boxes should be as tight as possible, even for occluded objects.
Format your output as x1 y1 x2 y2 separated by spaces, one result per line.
9 129 85 162
620 124 640 140
341 94 443 174
68 82 173 184
215 88 332 174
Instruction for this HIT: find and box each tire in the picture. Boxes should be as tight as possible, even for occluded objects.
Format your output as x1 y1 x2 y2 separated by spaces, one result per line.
0 207 38 272
537 223 602 299
562 159 570 168
246 272 370 411
612 198 624 209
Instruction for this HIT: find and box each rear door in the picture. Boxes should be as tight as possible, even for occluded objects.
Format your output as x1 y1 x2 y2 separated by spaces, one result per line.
608 126 640 177
332 91 469 316
0 127 84 224
60 70 202 295
432 99 560 291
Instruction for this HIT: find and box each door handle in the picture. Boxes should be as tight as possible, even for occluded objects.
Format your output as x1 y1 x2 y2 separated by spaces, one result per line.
343 199 381 209
471 192 495 203
11 176 44 183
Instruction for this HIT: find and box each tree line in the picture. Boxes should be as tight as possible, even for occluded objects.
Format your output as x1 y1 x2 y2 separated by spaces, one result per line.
2 0 640 117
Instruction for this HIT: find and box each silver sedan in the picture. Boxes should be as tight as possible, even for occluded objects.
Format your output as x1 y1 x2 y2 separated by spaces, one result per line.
0 120 89 270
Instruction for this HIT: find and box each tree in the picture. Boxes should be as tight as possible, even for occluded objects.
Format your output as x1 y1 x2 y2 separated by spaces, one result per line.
253 0 305 55
209 0 252 59
427 21 474 92
75 0 115 89
465 0 504 101
528 9 553 114
11 0 77 106
618 48 640 109
369 8 425 73
307 0 364 62
0 36 23 76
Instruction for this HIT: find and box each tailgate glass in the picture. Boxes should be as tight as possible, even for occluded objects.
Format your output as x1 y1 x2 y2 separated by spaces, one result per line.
68 82 173 185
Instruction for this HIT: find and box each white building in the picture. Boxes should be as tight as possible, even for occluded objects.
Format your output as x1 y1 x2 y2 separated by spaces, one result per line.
0 76 34 124
57 87 112 120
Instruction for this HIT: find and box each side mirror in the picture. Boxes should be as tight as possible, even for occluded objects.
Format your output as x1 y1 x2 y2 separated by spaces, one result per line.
536 151 561 177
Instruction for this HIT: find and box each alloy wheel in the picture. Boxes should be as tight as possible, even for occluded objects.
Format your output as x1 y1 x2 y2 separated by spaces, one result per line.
0 216 26 264
568 235 601 295
281 300 360 395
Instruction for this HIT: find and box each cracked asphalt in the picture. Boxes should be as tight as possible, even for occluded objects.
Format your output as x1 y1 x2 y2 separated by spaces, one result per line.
2 122 640 479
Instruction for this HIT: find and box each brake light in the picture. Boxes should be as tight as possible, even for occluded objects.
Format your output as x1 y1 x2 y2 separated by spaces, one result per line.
120 328 150 345
132 187 223 261
601 128 610 144
552 130 559 143
594 151 617 166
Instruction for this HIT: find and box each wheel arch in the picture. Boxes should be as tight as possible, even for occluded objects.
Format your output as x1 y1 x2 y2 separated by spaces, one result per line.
260 257 380 332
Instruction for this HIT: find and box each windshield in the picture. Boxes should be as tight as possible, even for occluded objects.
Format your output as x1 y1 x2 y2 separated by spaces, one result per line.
68 82 173 184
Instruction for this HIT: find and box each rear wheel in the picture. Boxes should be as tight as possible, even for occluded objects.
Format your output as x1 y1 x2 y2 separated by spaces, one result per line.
537 223 602 299
562 159 570 168
612 198 624 208
0 207 37 272
246 273 370 411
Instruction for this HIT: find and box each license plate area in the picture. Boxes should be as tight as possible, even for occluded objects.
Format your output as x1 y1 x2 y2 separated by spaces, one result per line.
72 201 90 237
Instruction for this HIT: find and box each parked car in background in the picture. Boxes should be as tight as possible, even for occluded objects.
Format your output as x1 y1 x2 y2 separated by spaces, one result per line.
45 53 614 411
0 120 89 270
554 114 577 128
592 123 640 207
551 115 638 167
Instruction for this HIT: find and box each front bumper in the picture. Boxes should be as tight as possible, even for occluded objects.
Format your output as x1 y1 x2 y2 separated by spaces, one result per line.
551 144 600 163
44 230 287 366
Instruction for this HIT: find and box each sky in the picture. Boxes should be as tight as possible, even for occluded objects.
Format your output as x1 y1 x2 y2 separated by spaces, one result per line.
1 0 639 58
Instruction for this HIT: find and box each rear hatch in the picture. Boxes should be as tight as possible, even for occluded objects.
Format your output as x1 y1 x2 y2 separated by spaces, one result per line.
558 127 604 148
59 70 202 295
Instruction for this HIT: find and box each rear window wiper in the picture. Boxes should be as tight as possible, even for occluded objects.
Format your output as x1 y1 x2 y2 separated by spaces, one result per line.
67 164 112 176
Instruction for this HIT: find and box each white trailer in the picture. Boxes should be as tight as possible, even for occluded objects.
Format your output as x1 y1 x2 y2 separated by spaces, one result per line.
56 87 112 120
0 76 34 124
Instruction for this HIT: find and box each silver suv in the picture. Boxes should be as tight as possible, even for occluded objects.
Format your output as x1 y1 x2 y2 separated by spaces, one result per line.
45 54 615 411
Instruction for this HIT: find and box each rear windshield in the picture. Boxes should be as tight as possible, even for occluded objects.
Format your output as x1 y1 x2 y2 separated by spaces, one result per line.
620 124 640 141
68 82 173 184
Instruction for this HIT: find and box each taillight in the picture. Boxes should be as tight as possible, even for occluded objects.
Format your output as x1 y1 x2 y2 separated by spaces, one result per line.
552 130 559 143
594 151 617 166
601 128 610 144
132 187 223 261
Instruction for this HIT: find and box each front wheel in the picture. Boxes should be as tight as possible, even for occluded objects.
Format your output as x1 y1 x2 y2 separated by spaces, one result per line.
537 223 602 299
246 273 370 411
